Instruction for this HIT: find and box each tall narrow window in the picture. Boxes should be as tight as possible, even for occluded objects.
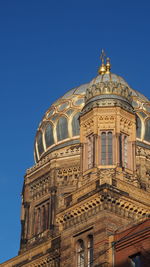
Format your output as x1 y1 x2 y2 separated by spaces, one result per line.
120 134 128 168
37 131 44 156
87 135 94 169
42 205 46 231
87 235 93 267
72 112 80 136
108 132 113 165
124 135 128 168
101 132 106 165
45 123 54 148
144 119 150 142
57 116 68 141
46 202 49 229
37 207 41 234
101 131 113 165
136 116 141 139
34 201 50 236
77 240 85 267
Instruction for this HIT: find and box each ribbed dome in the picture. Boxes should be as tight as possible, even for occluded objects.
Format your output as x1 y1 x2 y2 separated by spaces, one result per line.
90 73 129 87
90 73 148 101
34 73 150 163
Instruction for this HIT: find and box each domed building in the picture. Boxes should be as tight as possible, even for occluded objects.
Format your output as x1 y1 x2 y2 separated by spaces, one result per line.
2 55 150 267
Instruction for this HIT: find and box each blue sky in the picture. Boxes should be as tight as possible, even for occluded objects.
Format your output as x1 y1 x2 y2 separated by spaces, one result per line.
0 0 150 263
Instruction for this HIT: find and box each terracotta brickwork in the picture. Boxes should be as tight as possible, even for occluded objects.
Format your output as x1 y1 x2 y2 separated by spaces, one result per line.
114 219 150 267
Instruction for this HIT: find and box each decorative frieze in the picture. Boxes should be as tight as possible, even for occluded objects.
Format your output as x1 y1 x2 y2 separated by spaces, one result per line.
26 145 80 175
56 191 149 230
30 174 50 200
85 82 132 104
56 166 80 187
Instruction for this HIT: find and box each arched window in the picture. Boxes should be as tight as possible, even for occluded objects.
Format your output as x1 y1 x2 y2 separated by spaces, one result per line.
136 116 142 138
57 116 68 141
45 123 54 148
37 131 44 156
72 112 80 136
101 131 113 165
87 235 93 267
144 119 150 142
77 239 85 267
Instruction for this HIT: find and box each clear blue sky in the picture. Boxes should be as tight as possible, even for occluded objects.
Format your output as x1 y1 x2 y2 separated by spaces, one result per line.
0 0 150 263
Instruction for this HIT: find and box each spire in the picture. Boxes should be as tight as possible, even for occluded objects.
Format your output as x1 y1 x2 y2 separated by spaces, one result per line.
98 50 111 75
106 57 111 74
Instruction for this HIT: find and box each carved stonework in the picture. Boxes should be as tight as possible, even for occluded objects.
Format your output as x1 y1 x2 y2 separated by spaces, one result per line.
30 173 50 200
85 81 132 103
56 186 149 231
56 166 80 187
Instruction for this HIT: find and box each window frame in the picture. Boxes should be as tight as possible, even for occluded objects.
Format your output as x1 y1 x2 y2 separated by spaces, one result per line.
129 253 141 267
77 239 85 267
99 130 113 166
87 235 93 267
87 134 94 169
119 132 129 168
75 234 94 267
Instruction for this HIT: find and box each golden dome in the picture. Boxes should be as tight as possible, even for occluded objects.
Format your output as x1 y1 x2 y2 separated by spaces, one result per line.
34 73 150 163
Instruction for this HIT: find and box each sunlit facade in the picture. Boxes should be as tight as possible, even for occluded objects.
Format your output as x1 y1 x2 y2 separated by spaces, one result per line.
1 55 150 267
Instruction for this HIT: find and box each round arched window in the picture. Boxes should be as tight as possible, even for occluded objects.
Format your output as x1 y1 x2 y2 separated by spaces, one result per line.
77 239 84 267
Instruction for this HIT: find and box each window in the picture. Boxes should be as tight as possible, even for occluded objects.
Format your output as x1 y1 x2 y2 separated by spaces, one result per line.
144 119 150 142
136 116 142 139
57 116 68 141
87 135 94 169
72 112 80 136
101 131 113 165
34 201 49 235
87 235 93 267
77 240 85 267
37 131 44 156
34 145 39 163
45 123 54 148
129 254 141 267
76 235 94 267
119 133 128 168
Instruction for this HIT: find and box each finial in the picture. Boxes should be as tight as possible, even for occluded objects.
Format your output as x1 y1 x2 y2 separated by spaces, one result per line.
106 57 111 74
100 49 106 64
98 49 106 75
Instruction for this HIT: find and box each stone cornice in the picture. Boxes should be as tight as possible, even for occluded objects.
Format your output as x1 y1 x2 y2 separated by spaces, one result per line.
56 184 149 230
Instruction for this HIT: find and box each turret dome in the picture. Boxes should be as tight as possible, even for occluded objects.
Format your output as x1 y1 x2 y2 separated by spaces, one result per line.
34 71 150 163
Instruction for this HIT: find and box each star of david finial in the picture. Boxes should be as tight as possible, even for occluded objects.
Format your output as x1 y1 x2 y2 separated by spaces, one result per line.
100 49 106 64
98 49 111 75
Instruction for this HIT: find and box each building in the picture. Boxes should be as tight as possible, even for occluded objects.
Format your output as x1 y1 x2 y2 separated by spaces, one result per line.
1 53 150 266
113 218 150 266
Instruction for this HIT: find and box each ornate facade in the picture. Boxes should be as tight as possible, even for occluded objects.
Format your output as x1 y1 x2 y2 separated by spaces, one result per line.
1 54 150 266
